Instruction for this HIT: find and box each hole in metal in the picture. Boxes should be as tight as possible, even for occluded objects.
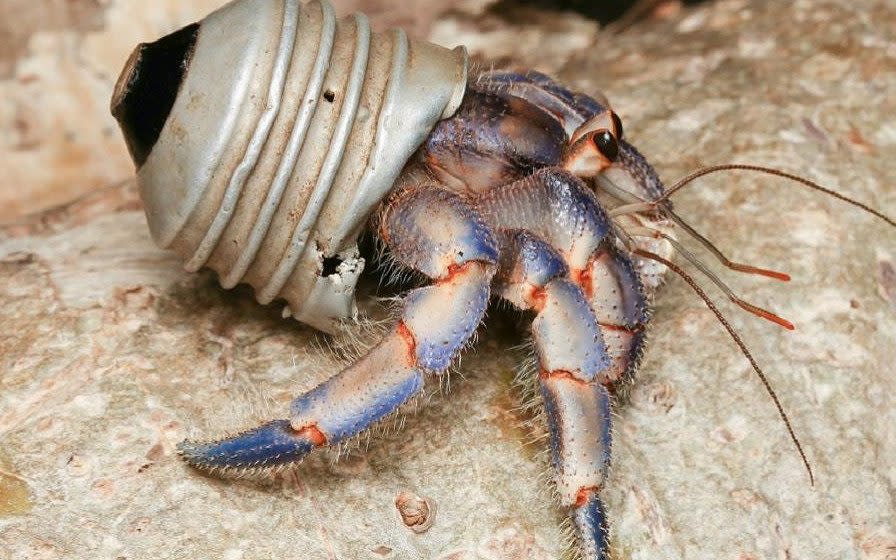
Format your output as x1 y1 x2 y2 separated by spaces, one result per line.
321 255 343 276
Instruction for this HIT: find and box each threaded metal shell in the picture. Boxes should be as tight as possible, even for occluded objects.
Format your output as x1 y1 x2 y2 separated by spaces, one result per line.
119 0 467 332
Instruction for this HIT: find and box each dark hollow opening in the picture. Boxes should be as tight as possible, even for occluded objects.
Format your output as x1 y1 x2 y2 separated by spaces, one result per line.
110 22 200 167
321 255 343 277
489 0 707 26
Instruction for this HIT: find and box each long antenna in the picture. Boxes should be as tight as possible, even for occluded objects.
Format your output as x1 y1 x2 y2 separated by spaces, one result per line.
602 179 792 282
662 208 792 281
655 164 896 228
628 227 794 330
633 248 815 486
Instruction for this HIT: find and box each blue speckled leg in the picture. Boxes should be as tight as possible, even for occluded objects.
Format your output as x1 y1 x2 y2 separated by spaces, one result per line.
495 231 612 559
572 494 610 560
178 186 497 472
581 242 650 384
479 166 649 385
478 167 613 271
496 231 610 380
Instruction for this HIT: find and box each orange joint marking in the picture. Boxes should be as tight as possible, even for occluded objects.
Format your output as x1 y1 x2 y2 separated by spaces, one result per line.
396 321 418 367
437 261 476 285
571 266 594 298
573 486 601 508
597 321 644 334
527 286 547 311
295 423 328 447
539 369 589 385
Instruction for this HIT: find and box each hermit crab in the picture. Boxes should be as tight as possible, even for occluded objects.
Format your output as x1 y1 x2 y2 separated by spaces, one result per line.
109 0 895 557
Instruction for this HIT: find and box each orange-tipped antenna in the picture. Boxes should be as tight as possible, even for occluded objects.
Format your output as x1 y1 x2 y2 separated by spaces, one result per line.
655 164 896 228
632 227 795 331
663 208 792 282
734 299 795 331
602 180 793 282
633 248 814 486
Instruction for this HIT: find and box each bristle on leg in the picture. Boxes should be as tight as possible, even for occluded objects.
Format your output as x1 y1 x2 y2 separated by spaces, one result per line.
178 185 498 476
572 490 609 560
177 420 317 471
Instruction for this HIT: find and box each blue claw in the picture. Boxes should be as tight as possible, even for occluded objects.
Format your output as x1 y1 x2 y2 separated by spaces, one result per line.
573 494 609 560
177 419 316 471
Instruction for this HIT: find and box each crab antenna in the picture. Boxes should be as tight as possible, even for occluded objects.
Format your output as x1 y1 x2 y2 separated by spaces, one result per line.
632 248 815 486
662 208 792 282
655 164 896 228
601 178 792 281
629 228 794 330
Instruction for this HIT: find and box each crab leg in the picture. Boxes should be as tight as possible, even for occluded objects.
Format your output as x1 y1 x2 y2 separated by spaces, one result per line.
480 168 650 557
543 377 613 559
478 167 612 271
178 187 497 472
495 231 613 559
479 166 647 384
577 243 649 383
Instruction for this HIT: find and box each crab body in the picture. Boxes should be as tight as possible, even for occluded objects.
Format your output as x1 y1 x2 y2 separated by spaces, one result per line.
111 0 678 557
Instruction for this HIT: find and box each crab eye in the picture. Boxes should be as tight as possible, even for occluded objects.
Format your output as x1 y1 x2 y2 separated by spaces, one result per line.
610 111 624 139
592 130 619 162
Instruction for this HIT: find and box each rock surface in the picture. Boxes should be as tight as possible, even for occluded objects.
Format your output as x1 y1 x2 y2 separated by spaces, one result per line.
1 1 895 559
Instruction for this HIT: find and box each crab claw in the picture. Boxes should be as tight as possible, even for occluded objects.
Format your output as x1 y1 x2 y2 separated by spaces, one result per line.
177 420 317 472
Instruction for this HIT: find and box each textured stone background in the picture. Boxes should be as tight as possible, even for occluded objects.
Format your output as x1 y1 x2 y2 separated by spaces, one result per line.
1 1 895 559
